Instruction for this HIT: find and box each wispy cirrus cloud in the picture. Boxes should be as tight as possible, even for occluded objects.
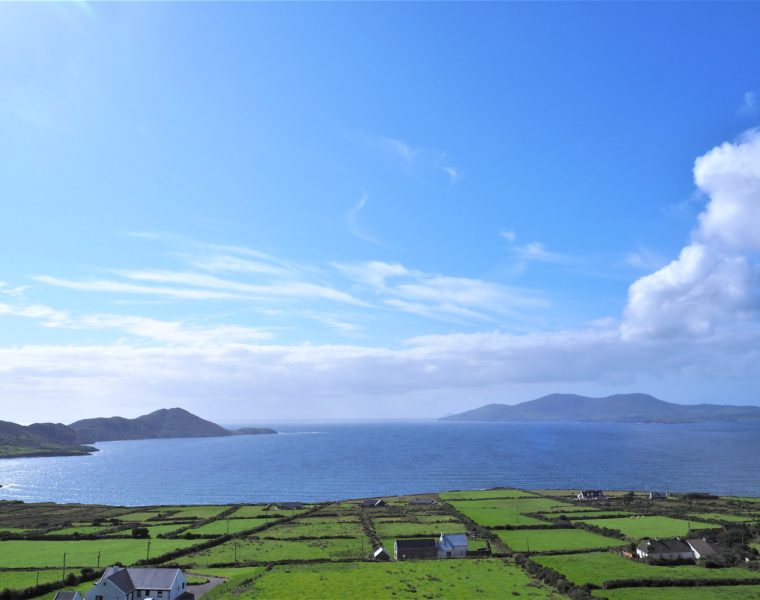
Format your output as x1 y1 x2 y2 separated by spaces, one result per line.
346 192 385 246
336 260 547 324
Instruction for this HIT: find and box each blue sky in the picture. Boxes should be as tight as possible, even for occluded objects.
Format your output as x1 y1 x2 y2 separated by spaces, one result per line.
1 2 760 423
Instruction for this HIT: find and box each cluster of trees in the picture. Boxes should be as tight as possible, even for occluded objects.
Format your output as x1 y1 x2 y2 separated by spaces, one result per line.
0 568 99 600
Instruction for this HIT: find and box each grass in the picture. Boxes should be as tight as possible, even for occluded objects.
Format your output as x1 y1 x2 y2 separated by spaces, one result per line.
214 559 564 599
263 519 366 539
439 489 538 500
578 516 714 540
449 497 568 526
161 506 231 520
496 528 627 552
689 513 759 523
375 521 464 540
0 538 199 568
227 505 275 519
543 511 632 520
534 552 760 586
593 586 760 599
44 525 110 536
0 570 66 591
187 518 269 536
178 537 368 565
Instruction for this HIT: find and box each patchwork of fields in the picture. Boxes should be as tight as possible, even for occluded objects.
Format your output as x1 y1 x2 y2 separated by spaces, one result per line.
0 488 759 599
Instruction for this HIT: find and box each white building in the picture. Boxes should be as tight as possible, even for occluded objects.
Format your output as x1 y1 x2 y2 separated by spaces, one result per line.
437 533 468 558
636 539 694 561
85 567 191 600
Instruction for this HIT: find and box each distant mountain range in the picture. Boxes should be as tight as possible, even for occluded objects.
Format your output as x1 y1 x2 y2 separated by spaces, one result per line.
0 408 276 459
440 393 760 424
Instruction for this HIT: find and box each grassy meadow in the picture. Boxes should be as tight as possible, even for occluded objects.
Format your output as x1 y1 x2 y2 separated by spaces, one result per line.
1 488 759 599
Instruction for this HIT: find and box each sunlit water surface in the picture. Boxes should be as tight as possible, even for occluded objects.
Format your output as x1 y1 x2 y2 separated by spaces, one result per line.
1 421 759 505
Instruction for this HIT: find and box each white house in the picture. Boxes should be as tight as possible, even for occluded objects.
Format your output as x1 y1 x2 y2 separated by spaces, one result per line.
437 533 468 558
85 567 191 600
576 490 605 501
636 539 694 561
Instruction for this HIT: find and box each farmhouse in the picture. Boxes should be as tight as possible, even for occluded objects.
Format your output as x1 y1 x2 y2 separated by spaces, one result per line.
361 499 386 508
85 566 192 600
636 539 694 561
437 533 468 558
394 538 438 560
577 490 605 501
409 498 437 506
648 491 668 500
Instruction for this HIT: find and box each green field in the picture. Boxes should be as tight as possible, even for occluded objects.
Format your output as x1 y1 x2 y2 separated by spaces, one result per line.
207 559 563 599
263 518 365 539
593 586 760 599
496 528 626 552
450 497 568 526
178 536 367 565
161 506 231 520
0 538 199 568
534 552 760 586
227 505 276 519
578 516 714 539
0 570 67 591
440 489 538 500
187 518 269 536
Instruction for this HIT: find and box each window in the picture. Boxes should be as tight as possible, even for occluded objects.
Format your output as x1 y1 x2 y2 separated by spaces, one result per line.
158 593 163 598
96 596 104 600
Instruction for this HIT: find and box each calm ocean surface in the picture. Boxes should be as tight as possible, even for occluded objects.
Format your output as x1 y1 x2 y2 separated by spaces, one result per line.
1 421 759 506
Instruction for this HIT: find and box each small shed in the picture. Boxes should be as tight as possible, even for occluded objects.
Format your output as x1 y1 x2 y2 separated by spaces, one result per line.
394 538 438 560
372 546 391 561
409 498 437 506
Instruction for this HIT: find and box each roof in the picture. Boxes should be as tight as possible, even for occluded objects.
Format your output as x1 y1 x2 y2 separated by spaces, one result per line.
440 533 468 548
395 538 437 551
409 498 436 505
687 538 721 558
54 593 80 600
100 567 180 592
373 547 389 557
638 539 692 555
361 499 384 507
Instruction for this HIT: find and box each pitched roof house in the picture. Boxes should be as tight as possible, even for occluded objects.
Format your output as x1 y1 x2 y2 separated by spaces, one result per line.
409 498 437 506
636 539 695 561
437 533 468 558
84 566 192 600
394 538 438 560
687 538 727 561
361 499 386 508
576 490 605 501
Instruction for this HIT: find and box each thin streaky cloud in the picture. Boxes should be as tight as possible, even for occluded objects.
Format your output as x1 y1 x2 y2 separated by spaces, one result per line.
738 91 757 116
346 192 386 246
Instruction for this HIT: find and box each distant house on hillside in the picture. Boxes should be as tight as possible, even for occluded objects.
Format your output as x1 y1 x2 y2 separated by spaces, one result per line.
437 533 468 558
409 498 437 506
372 546 391 561
636 539 694 561
361 499 385 508
394 538 438 560
54 592 82 600
648 491 668 500
85 566 192 600
275 502 303 511
577 490 605 501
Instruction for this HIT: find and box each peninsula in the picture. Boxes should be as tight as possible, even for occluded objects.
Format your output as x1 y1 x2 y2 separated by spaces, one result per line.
0 408 276 459
441 393 760 424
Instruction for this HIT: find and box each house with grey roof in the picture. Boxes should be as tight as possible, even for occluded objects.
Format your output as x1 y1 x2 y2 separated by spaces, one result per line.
687 538 729 561
437 533 468 558
636 539 695 561
577 489 605 501
85 566 192 600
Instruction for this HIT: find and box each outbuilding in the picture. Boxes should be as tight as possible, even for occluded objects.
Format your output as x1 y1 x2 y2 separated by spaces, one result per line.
394 538 438 560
